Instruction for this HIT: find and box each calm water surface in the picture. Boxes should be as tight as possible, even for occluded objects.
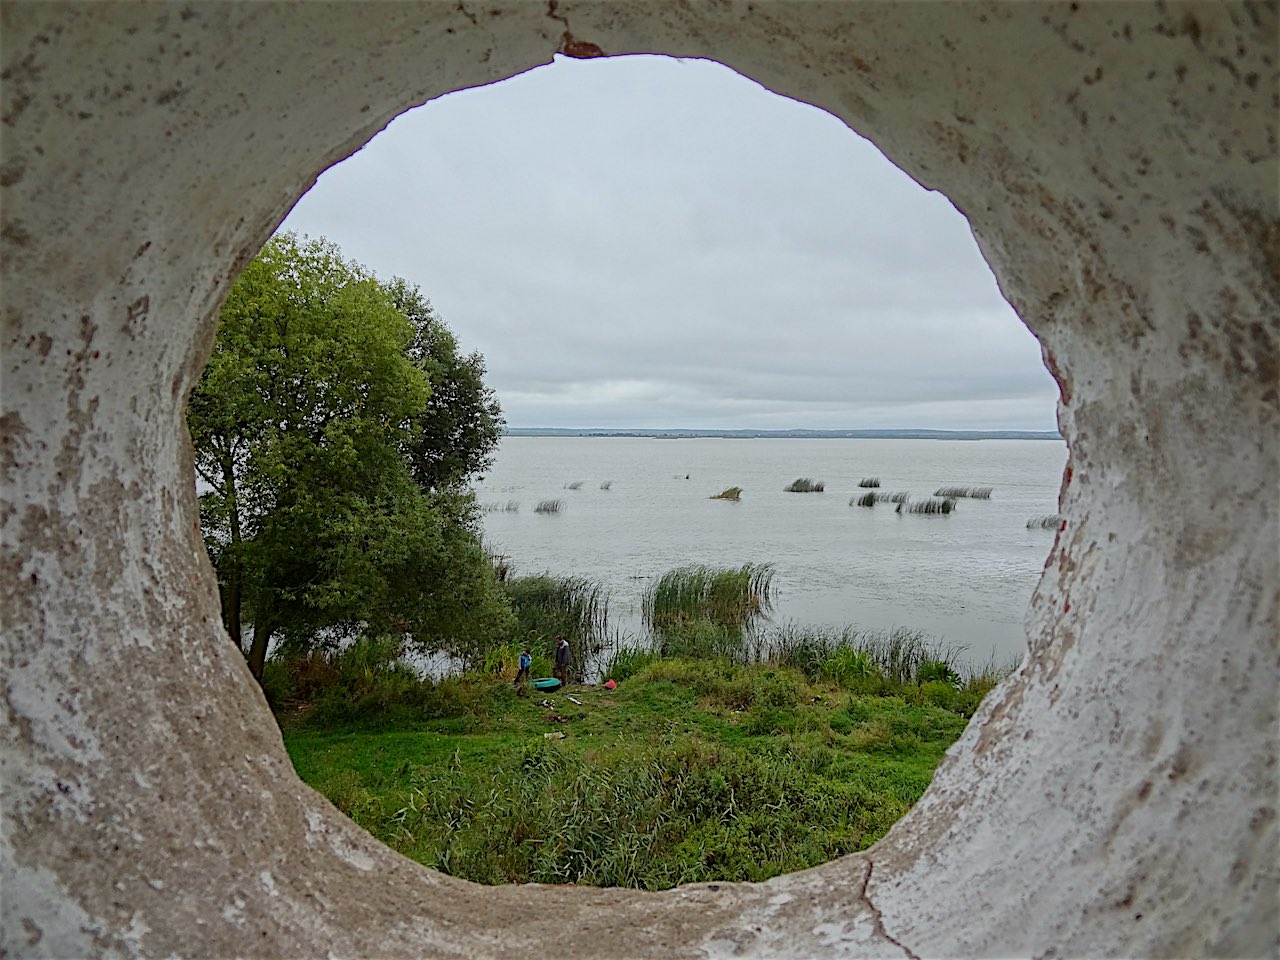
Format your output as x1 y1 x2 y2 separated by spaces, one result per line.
475 437 1067 666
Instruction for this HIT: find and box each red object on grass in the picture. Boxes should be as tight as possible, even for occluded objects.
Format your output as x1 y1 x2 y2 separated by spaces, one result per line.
604 679 617 690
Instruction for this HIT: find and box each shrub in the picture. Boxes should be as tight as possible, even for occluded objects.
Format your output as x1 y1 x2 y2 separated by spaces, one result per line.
917 659 962 686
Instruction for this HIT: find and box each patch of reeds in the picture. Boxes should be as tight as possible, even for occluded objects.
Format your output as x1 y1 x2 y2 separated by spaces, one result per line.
564 480 585 490
503 574 610 679
747 623 966 687
600 480 613 491
875 491 909 504
858 477 881 488
710 486 743 501
1026 514 1063 529
935 485 993 499
784 478 825 493
644 563 776 638
896 497 956 515
480 500 520 513
852 492 877 507
534 499 564 514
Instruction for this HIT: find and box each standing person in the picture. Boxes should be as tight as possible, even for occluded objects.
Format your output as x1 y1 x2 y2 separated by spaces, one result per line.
514 647 532 691
553 635 571 685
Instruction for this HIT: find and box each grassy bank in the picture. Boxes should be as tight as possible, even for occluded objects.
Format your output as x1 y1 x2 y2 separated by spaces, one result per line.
280 653 997 889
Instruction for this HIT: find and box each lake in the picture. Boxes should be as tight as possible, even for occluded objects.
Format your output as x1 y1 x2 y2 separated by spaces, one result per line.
474 437 1068 668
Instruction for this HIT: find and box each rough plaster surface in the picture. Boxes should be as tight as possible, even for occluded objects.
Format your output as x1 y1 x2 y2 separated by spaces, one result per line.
2 1 1277 957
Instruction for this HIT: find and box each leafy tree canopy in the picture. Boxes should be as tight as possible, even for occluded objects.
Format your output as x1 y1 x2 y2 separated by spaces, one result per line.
189 233 513 679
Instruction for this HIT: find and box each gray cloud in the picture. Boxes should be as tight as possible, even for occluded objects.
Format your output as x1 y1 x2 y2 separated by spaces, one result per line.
281 55 1059 431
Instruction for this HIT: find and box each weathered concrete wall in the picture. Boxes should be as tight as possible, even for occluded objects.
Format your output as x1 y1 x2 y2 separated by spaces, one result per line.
2 2 1276 956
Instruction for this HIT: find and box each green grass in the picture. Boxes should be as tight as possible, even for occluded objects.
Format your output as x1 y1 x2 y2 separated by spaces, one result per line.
281 660 975 890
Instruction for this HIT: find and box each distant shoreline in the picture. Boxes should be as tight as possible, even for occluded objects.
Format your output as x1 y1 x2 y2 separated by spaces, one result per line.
504 427 1063 441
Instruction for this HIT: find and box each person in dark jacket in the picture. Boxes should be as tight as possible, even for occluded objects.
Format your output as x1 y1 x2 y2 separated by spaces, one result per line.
553 635 571 684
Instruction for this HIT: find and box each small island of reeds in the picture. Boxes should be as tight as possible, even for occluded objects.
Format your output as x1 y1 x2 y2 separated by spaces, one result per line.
935 485 993 499
710 486 743 501
897 497 957 514
1027 514 1062 529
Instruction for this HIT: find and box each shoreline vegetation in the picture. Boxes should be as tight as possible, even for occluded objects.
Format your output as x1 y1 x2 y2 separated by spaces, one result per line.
272 564 1019 891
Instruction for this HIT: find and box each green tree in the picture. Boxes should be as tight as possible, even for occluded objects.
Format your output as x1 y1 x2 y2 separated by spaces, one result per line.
386 279 504 491
189 234 513 680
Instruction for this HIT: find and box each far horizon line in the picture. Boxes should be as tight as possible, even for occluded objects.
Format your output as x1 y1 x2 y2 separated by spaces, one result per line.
504 425 1063 437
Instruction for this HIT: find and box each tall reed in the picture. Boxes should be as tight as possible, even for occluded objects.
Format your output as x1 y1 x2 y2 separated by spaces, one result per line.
784 478 825 493
564 480 585 490
852 492 877 507
504 574 610 678
600 480 613 491
875 491 909 504
935 485 993 499
1026 514 1063 529
858 477 881 488
644 564 776 637
896 498 956 515
534 499 564 514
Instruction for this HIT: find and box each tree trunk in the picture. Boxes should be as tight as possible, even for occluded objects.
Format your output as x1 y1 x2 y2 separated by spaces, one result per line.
220 452 244 651
247 614 273 682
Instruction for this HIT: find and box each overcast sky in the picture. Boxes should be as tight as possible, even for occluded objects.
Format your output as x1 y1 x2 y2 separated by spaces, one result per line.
280 55 1059 431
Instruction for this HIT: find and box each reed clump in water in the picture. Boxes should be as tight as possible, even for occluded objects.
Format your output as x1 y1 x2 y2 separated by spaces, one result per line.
1027 514 1063 529
784 478 825 493
710 486 743 501
875 491 909 504
564 480 585 490
858 477 881 488
534 499 564 514
935 485 993 499
644 564 775 636
600 480 613 491
896 497 957 515
852 492 877 507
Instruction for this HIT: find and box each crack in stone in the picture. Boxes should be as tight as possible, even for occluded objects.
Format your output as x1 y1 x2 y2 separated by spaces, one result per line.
860 859 921 960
